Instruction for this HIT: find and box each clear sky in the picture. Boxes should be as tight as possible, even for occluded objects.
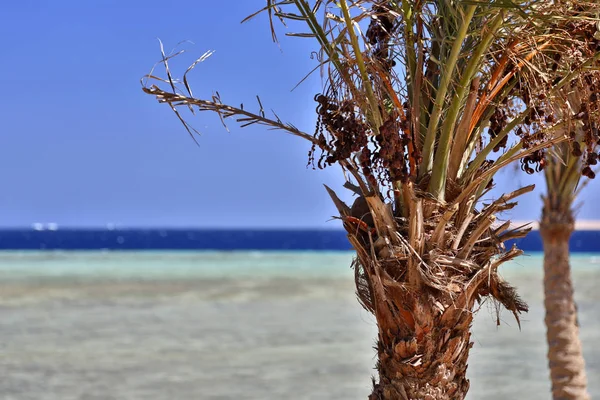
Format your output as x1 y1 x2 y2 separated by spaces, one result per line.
1 1 599 228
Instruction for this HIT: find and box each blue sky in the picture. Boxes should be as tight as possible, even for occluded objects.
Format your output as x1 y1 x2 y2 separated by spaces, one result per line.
1 1 598 228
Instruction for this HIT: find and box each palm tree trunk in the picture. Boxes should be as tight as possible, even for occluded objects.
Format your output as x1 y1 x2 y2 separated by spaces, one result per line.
369 294 472 399
540 208 589 400
336 193 528 400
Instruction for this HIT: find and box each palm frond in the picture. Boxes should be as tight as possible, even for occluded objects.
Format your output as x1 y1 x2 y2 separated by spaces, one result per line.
142 2 600 396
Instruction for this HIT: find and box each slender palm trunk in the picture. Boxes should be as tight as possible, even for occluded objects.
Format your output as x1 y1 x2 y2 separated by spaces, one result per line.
540 207 589 400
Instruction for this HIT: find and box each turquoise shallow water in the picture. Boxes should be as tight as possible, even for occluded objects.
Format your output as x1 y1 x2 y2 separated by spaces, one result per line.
2 250 600 278
0 251 357 280
0 251 598 399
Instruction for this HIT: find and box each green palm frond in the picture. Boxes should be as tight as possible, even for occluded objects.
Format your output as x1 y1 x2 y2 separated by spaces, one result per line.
517 4 600 215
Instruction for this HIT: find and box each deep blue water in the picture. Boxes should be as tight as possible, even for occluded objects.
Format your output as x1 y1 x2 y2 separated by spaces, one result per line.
0 229 599 252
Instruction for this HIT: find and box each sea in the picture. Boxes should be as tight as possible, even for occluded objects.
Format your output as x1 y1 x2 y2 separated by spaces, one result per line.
0 228 600 252
0 230 599 399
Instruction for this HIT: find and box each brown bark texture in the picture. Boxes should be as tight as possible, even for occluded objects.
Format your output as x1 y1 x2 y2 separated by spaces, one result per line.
367 291 473 400
540 209 590 400
325 185 530 400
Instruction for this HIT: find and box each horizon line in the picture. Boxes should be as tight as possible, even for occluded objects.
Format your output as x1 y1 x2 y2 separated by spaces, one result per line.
2 222 600 231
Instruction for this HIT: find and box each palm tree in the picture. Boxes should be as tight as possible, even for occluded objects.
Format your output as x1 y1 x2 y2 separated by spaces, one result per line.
523 10 599 398
541 143 591 400
540 14 600 400
142 1 599 398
